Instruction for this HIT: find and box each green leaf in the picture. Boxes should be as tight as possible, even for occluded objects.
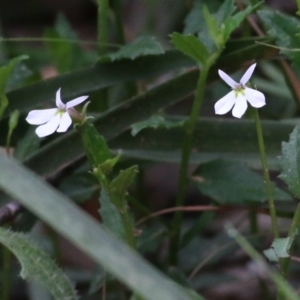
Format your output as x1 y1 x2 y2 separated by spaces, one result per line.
131 115 184 136
14 127 41 161
192 159 291 205
263 238 292 262
110 118 296 170
203 6 222 47
223 5 255 42
0 55 28 120
105 36 164 61
279 125 300 198
44 13 91 73
170 32 208 64
99 189 126 240
108 165 138 207
76 122 111 167
0 153 196 300
258 10 300 67
6 109 20 152
59 173 99 203
0 227 78 300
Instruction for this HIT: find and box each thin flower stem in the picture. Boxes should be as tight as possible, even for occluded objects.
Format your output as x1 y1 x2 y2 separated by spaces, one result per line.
111 0 125 45
97 0 110 56
169 65 210 265
254 109 279 238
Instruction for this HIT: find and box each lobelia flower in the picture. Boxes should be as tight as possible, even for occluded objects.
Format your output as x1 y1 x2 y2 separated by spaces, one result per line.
26 88 88 137
214 63 265 118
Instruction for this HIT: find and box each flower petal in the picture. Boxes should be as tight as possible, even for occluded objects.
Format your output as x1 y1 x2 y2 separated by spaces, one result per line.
240 63 256 85
66 96 89 109
56 88 65 109
218 69 239 88
25 108 57 125
244 87 266 108
214 91 236 115
232 94 248 118
57 112 72 132
35 114 61 137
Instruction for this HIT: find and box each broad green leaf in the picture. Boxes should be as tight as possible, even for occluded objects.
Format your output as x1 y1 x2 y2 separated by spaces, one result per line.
263 237 292 262
258 10 300 67
105 36 164 61
14 127 41 161
76 122 111 167
59 173 99 203
192 159 291 205
108 165 138 207
0 153 196 300
0 227 78 300
131 115 184 136
99 190 126 240
0 55 28 120
5 50 195 114
110 118 296 170
170 32 209 64
279 125 300 198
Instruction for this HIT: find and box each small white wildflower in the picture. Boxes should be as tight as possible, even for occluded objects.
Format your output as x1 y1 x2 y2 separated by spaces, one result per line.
26 88 88 137
214 63 265 118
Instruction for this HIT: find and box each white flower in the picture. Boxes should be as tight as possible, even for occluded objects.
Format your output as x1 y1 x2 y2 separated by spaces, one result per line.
214 63 265 118
26 88 88 137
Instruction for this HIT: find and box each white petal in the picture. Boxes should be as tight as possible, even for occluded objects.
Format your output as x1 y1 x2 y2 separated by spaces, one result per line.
244 87 266 108
56 88 65 109
232 94 248 118
26 108 58 125
218 69 238 88
240 63 256 85
214 91 236 115
57 112 72 132
35 115 61 137
66 95 89 109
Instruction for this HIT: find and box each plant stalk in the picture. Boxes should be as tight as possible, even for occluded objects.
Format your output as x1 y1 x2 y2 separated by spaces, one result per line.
97 0 109 56
254 109 279 238
169 65 210 264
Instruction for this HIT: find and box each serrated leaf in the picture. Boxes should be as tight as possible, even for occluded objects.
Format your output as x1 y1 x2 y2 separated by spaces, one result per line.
99 189 126 240
192 159 291 205
170 32 209 64
279 125 300 198
223 5 255 41
108 165 138 207
131 115 184 136
258 10 300 67
106 36 164 61
203 6 222 47
264 238 292 262
0 227 78 300
76 122 111 167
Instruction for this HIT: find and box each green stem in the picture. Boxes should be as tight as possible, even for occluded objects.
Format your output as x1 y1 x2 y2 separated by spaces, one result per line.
249 209 258 234
254 109 279 239
97 0 110 56
111 0 125 44
277 203 300 300
169 65 210 265
1 247 11 300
